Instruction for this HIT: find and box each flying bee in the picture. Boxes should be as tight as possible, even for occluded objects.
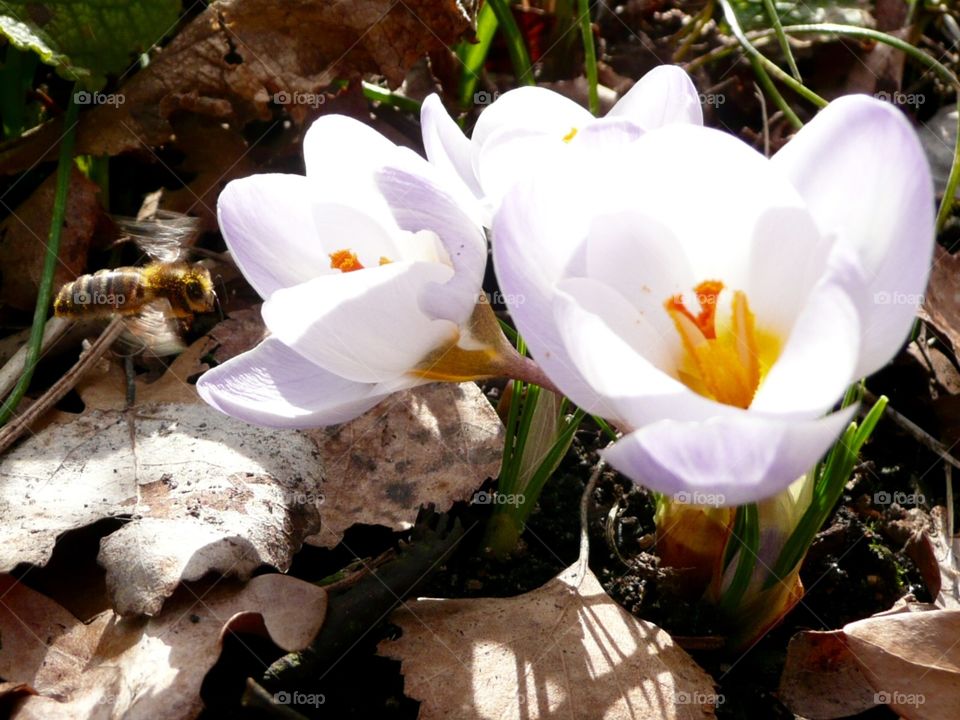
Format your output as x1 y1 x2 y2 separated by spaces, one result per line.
53 207 219 357
53 262 216 319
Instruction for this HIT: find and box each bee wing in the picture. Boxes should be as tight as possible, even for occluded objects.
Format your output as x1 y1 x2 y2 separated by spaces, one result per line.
112 210 201 263
116 302 187 358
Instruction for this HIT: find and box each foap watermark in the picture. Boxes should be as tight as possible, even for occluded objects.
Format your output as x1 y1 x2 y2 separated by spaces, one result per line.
874 490 925 506
873 291 924 306
273 691 326 708
74 90 125 107
474 90 500 105
875 90 925 108
673 490 725 507
875 691 925 707
482 290 526 307
472 490 525 506
675 691 725 706
283 489 325 506
74 290 124 307
699 92 726 107
273 90 326 108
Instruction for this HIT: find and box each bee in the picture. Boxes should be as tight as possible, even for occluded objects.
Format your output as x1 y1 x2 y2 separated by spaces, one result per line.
53 206 218 356
53 262 216 319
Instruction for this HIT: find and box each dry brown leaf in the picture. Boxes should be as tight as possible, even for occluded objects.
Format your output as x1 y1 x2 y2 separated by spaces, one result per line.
0 573 326 719
0 341 325 616
307 381 503 548
920 245 960 357
780 601 960 719
843 606 960 720
0 168 103 311
379 562 718 719
777 630 878 719
0 0 474 174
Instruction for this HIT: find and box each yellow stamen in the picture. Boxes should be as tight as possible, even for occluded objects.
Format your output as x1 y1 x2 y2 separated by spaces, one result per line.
562 127 579 143
329 249 364 273
665 281 775 409
379 256 392 266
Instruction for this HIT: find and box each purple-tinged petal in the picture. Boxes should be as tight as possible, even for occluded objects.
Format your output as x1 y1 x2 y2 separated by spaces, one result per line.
421 93 484 198
602 407 857 507
217 174 329 299
608 64 703 128
262 261 458 383
196 338 414 428
376 164 486 325
771 95 935 378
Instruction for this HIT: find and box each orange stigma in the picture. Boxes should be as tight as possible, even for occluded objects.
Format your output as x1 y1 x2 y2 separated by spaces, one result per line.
329 249 364 273
666 280 724 340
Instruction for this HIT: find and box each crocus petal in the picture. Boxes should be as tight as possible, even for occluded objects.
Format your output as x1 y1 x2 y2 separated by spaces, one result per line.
421 93 484 198
302 114 411 232
770 95 935 378
312 201 400 270
608 64 703 128
218 174 331 298
476 126 563 207
750 245 865 417
262 261 458 383
600 125 807 290
196 337 411 428
603 407 857 507
470 86 593 166
376 164 486 325
553 279 740 427
492 155 602 411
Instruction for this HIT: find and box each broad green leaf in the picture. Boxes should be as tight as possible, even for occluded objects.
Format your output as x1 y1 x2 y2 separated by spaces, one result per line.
0 1 181 88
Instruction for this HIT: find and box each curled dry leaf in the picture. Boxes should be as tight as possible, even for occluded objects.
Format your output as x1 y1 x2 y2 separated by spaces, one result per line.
779 602 960 720
0 341 325 616
0 0 474 174
379 563 718 719
0 573 326 719
306 381 503 548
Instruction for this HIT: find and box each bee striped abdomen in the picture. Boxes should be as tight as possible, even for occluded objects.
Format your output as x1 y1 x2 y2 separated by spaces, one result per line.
54 267 149 318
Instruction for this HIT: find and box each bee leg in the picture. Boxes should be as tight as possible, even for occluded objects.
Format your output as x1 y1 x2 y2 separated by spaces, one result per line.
124 354 136 408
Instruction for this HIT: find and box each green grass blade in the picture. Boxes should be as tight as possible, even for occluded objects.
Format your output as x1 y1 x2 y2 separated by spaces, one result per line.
457 0 499 107
576 0 599 115
487 0 535 86
0 91 80 425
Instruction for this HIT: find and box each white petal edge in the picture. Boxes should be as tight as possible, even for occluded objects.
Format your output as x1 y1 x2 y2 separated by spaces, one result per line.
376 164 487 325
218 174 329 299
608 64 703 128
770 95 935 378
421 93 484 199
196 337 414 428
602 406 857 507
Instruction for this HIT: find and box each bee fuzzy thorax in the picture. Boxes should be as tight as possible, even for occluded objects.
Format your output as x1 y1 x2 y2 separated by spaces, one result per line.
141 263 216 316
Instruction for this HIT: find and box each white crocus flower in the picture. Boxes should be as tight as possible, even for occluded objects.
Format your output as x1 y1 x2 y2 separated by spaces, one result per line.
421 65 703 221
492 95 934 505
196 116 525 427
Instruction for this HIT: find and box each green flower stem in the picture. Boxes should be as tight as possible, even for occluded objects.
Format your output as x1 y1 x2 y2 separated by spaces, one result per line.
0 91 80 426
487 0 535 86
361 81 422 114
718 0 805 128
761 0 801 81
576 0 600 116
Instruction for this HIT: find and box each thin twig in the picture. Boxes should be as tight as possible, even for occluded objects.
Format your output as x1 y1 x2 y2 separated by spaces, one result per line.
0 317 70 401
862 388 960 471
0 318 125 456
